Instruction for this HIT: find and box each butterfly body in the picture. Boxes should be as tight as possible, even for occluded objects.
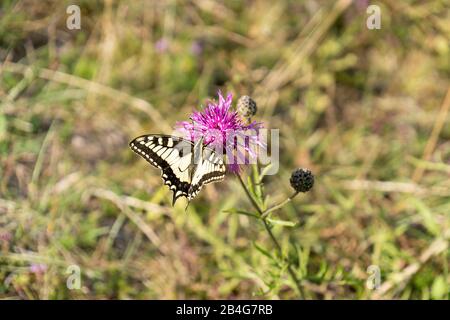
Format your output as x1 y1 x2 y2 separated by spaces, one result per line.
129 134 226 205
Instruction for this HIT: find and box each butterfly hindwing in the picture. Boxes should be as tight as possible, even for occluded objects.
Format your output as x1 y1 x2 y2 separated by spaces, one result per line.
188 147 226 201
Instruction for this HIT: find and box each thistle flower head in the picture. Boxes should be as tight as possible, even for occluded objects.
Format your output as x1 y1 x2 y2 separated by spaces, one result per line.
176 92 264 173
29 263 47 274
191 39 204 56
290 168 314 193
155 38 169 53
0 231 12 242
237 95 257 118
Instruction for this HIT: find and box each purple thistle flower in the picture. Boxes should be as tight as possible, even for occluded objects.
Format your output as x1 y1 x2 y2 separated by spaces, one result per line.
190 39 204 56
155 38 169 53
0 231 12 242
175 92 265 173
355 0 369 11
29 263 47 274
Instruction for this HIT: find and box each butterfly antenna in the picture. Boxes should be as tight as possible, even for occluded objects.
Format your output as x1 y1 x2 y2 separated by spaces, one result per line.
204 139 212 148
187 118 207 144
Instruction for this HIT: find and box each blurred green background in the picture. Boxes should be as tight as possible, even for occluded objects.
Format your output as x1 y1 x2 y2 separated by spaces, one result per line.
0 0 449 299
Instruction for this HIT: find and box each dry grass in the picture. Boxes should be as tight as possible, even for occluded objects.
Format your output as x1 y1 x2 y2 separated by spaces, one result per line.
0 0 449 299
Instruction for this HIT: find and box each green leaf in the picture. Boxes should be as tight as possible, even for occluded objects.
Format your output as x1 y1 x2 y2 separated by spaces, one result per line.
410 198 440 236
223 208 259 219
266 218 298 227
258 164 274 183
431 275 448 300
253 241 277 263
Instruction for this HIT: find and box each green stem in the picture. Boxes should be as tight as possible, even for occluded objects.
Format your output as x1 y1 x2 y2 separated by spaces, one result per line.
236 173 263 215
235 173 305 299
261 191 299 219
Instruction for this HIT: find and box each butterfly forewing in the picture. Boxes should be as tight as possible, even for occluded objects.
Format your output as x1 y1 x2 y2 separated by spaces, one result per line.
129 135 192 202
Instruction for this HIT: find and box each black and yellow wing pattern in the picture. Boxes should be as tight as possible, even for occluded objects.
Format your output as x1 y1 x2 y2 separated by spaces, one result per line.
129 134 226 205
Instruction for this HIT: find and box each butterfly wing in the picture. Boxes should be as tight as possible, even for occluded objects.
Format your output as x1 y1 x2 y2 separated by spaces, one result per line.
188 147 226 201
129 134 194 204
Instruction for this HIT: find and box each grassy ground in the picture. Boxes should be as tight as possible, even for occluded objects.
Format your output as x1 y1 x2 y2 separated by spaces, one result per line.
0 0 449 299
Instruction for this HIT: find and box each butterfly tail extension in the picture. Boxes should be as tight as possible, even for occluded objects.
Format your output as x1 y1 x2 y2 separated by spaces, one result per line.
184 200 191 212
172 192 178 206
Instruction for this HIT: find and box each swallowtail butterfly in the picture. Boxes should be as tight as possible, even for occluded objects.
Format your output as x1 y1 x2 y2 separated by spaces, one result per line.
129 134 226 205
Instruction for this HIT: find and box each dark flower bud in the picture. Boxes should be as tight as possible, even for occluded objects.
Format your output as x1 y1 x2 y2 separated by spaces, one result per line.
290 168 314 193
237 95 257 118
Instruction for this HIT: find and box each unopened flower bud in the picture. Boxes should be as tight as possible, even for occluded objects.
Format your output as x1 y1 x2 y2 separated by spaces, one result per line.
237 95 257 118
